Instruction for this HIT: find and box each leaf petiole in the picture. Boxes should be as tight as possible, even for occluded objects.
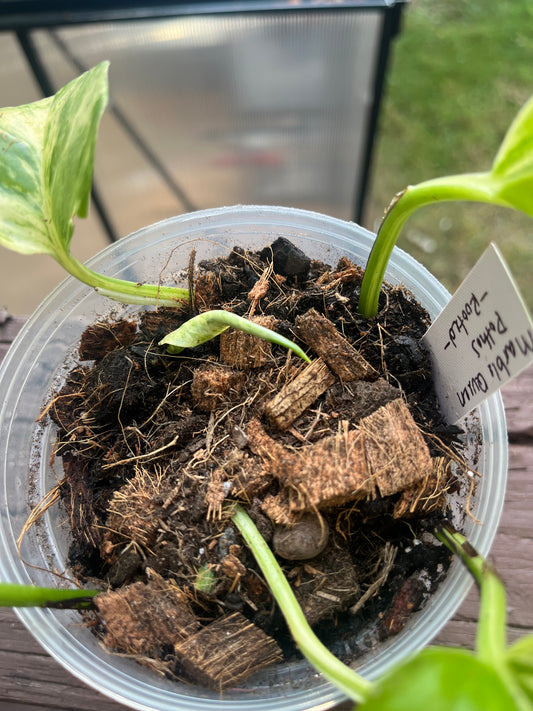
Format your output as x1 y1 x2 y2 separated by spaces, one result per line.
54 249 189 307
436 524 507 666
231 505 372 704
358 172 508 318
0 582 97 610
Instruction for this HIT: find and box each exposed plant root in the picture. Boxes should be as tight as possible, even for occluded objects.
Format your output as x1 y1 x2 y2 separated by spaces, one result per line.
17 483 61 555
349 542 397 615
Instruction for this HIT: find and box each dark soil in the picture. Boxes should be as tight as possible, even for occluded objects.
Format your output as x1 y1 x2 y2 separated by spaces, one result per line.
44 237 468 690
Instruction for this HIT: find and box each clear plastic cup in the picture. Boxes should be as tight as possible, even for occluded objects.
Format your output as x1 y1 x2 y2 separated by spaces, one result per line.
0 206 507 711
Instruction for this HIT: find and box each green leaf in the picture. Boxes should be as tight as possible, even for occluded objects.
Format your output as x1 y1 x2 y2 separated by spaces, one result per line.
0 62 108 257
194 564 216 594
489 95 533 217
43 61 109 252
506 636 533 707
492 95 533 179
159 310 311 363
359 647 519 711
0 96 54 255
0 63 189 307
0 582 97 609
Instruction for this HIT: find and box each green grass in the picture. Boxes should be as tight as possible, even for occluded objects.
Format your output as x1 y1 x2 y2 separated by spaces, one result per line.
366 0 533 308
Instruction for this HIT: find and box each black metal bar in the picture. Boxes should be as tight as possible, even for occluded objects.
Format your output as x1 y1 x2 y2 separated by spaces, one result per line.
14 28 120 243
15 28 56 96
352 0 407 225
49 30 198 214
2 2 397 31
86 183 120 243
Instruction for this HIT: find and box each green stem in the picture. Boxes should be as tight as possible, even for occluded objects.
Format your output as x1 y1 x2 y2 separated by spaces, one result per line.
435 527 533 709
436 525 507 666
358 171 510 318
55 251 189 307
0 582 98 609
232 505 373 704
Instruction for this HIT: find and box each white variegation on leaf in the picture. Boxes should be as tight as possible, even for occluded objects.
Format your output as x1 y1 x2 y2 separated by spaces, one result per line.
0 64 107 257
0 98 54 255
0 62 188 307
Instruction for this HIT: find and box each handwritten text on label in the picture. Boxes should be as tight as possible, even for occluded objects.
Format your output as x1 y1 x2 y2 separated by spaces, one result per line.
443 291 487 350
422 244 533 423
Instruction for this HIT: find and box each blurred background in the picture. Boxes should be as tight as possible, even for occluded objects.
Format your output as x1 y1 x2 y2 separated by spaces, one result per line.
0 0 532 313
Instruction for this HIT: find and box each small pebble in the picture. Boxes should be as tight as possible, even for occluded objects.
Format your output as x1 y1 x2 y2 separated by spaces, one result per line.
273 513 329 561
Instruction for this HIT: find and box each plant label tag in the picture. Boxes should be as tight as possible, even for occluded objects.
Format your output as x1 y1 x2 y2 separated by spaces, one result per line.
422 243 533 423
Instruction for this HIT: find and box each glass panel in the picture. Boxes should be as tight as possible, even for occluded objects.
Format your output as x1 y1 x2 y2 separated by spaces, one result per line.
33 10 381 236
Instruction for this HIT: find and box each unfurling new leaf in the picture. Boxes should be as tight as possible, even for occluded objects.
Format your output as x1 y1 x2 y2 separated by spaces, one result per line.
159 310 311 363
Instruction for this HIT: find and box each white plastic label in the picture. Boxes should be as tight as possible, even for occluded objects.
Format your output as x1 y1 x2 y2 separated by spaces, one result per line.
422 243 533 423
